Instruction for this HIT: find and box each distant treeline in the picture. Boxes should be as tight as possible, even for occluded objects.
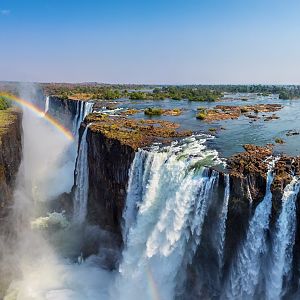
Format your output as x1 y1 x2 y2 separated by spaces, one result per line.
1 82 300 101
205 85 300 100
42 83 300 101
42 84 222 101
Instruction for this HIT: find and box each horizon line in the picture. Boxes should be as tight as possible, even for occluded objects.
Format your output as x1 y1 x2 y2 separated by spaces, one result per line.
1 80 300 87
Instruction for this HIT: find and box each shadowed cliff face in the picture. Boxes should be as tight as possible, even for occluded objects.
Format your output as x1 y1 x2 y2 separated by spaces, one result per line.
47 96 84 129
0 108 22 296
0 108 22 219
86 125 135 238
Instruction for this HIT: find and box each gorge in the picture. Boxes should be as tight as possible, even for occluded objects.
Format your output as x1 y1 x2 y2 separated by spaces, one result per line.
1 86 300 300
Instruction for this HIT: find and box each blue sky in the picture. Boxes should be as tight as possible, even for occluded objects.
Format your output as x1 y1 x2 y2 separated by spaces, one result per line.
1 0 300 84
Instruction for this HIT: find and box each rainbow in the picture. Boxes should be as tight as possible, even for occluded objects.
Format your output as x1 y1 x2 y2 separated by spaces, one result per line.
0 92 74 141
146 265 161 300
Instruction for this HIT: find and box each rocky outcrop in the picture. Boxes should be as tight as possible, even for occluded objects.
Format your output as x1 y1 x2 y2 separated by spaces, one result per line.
47 96 83 130
227 144 300 211
197 104 282 122
0 108 22 219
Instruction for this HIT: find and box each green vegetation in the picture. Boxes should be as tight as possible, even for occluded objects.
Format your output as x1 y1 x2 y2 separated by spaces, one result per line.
1 82 298 102
0 96 10 110
151 86 222 101
0 108 19 138
275 138 285 144
41 83 222 102
129 92 147 100
279 91 290 100
144 107 163 116
196 107 207 120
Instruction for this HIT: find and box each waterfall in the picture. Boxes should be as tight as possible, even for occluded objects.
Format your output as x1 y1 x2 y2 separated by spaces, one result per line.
83 102 94 120
216 174 230 270
73 125 90 224
122 149 151 241
44 96 50 113
224 158 278 299
265 177 300 300
114 135 221 300
72 101 94 223
72 101 93 136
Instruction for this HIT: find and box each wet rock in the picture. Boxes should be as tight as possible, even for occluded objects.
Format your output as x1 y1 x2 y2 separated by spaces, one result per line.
286 130 300 136
0 108 22 219
264 114 280 121
197 104 282 122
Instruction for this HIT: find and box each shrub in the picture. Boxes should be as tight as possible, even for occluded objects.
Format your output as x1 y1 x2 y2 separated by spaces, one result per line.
275 138 285 144
196 108 207 120
144 107 163 116
0 96 10 110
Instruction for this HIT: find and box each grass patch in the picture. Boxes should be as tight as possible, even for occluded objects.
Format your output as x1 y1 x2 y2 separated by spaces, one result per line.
144 107 163 116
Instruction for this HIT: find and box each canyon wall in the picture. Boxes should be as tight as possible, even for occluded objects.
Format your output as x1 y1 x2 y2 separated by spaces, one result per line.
86 125 135 239
47 96 81 129
0 108 22 219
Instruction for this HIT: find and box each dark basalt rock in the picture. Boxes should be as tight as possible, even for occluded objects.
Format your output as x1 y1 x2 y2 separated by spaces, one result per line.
0 108 22 219
0 108 22 298
86 123 135 240
47 96 84 129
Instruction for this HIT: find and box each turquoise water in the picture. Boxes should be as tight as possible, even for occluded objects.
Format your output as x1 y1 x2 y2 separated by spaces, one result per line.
105 97 300 158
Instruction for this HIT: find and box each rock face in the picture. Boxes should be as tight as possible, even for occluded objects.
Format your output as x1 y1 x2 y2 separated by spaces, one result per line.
86 124 135 239
84 113 192 242
0 108 22 219
47 96 82 129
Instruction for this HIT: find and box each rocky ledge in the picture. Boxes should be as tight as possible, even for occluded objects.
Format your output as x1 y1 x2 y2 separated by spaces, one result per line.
86 113 191 149
227 144 300 210
197 104 282 122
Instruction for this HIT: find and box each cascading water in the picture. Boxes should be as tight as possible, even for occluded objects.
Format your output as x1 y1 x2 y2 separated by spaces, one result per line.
2 88 112 300
71 101 94 224
73 124 91 224
224 158 278 299
44 96 49 114
216 174 230 271
265 177 300 300
113 135 222 300
4 89 300 300
72 101 93 137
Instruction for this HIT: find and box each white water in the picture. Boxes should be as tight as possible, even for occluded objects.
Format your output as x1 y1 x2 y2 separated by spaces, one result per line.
5 90 300 300
73 125 90 224
2 89 112 300
122 149 150 241
114 136 221 300
216 174 230 270
72 101 93 137
225 158 278 299
44 96 49 114
265 177 300 300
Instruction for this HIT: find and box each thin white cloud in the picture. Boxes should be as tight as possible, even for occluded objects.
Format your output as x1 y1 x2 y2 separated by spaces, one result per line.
1 9 10 16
